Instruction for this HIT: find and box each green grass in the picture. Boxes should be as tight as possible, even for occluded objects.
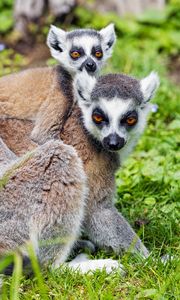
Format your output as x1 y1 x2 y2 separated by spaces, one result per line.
1 253 179 299
0 1 180 299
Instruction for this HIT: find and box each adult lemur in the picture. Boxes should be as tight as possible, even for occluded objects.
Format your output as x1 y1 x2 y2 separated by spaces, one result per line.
0 69 159 273
0 24 116 149
0 23 118 273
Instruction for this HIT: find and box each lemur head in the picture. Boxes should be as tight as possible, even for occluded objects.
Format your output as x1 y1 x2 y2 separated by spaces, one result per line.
74 71 159 159
47 24 116 75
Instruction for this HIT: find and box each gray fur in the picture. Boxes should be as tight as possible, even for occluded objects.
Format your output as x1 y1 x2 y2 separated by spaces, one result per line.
83 203 149 257
0 138 17 166
0 138 17 177
0 140 87 267
91 74 144 104
67 29 101 40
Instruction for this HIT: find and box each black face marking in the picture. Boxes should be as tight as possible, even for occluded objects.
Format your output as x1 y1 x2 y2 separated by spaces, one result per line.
50 31 63 52
78 90 87 101
103 134 125 151
92 107 109 128
107 38 114 49
79 58 97 73
91 46 103 60
120 110 138 128
50 40 63 52
70 46 85 59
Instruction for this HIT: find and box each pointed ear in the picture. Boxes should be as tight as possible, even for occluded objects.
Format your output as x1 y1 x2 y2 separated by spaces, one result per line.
47 25 67 53
73 70 97 105
140 72 160 103
99 23 116 55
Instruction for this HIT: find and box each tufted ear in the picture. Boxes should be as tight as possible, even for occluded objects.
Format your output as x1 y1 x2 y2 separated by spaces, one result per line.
99 23 116 57
73 70 97 106
47 25 67 53
140 71 160 103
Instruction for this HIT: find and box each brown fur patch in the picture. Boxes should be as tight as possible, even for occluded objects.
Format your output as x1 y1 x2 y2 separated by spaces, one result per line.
60 106 93 164
0 118 36 156
0 67 54 120
31 66 74 144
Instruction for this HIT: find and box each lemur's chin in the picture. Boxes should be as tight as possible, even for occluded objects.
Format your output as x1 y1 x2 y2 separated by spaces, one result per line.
78 67 97 76
104 147 124 153
87 71 98 77
102 143 125 152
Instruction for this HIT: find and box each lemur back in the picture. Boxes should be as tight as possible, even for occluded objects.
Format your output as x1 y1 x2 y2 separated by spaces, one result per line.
0 66 73 154
0 67 54 120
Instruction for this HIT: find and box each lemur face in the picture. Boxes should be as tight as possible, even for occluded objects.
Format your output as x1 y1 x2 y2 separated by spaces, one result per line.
47 24 116 75
74 71 159 155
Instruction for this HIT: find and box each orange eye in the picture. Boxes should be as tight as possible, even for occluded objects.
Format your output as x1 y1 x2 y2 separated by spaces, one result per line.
92 114 104 124
95 51 103 58
126 117 137 126
70 51 81 59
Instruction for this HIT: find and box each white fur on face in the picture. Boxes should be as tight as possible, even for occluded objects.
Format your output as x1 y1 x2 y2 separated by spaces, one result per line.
73 70 96 105
79 96 151 162
97 98 133 141
75 70 157 161
47 24 116 75
48 35 103 75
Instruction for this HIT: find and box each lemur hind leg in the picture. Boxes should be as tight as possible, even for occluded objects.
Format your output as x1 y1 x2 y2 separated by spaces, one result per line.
0 140 86 274
84 202 149 258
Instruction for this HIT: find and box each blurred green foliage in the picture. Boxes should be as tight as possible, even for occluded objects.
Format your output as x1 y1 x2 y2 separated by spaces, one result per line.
0 0 13 32
0 0 13 7
0 49 26 76
74 1 180 56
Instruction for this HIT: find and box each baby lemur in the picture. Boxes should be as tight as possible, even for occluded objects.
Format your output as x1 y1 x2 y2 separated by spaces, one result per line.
0 24 116 147
0 69 159 273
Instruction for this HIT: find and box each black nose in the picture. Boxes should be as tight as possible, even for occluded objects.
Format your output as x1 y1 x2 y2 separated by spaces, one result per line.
103 134 125 151
85 59 96 72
